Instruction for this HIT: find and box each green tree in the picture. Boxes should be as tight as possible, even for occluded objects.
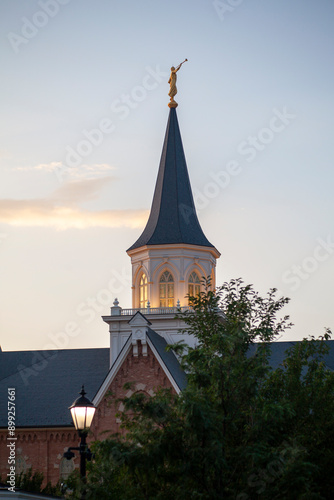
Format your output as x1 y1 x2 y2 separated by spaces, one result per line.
73 279 334 500
15 467 62 496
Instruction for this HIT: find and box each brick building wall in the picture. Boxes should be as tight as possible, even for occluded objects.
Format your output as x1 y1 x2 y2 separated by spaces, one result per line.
0 343 174 487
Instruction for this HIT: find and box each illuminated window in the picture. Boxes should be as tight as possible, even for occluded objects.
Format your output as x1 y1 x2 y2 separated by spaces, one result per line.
188 271 200 297
159 271 174 307
139 274 148 308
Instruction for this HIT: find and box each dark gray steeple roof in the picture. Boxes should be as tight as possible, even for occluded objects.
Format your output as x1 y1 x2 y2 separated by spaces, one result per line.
127 108 215 251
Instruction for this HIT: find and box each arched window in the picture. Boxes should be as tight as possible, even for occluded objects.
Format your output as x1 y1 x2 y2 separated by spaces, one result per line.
139 273 148 308
159 271 174 307
188 271 200 297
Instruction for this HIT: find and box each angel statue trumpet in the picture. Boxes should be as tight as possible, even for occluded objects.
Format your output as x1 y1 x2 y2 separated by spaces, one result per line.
168 59 188 108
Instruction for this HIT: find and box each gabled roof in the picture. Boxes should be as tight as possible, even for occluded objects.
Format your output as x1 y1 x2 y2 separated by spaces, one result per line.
93 337 133 406
2 339 333 429
147 328 187 390
0 323 188 428
0 348 109 428
128 310 152 326
94 325 187 406
127 108 216 251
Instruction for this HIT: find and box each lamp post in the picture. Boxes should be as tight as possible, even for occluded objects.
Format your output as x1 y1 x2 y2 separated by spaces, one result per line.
64 385 96 498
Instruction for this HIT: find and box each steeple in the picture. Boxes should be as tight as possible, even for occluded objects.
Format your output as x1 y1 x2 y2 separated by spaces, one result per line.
127 106 220 310
127 107 215 252
106 70 220 363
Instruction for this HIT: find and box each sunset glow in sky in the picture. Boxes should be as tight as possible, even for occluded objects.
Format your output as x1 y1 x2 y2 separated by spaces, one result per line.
1 0 334 351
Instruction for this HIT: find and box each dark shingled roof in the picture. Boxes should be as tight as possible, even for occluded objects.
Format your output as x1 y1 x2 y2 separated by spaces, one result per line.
147 328 187 390
1 339 333 428
127 107 215 251
248 340 334 371
0 348 109 428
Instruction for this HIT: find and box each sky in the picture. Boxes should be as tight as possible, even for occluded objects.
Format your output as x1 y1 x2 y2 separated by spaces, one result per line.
0 0 333 351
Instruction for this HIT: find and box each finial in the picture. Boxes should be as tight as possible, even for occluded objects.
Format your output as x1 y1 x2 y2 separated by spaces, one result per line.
176 299 180 308
168 59 188 108
113 298 119 307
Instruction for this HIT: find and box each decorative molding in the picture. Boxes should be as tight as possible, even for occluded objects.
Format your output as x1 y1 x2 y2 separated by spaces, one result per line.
152 261 180 282
129 312 150 356
127 242 221 260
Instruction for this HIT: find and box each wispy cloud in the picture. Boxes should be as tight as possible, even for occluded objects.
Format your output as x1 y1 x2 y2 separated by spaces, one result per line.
12 162 116 180
51 176 115 204
13 162 62 173
0 178 148 230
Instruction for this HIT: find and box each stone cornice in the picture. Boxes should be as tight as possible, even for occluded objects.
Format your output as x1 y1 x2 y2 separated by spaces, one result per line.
127 242 220 259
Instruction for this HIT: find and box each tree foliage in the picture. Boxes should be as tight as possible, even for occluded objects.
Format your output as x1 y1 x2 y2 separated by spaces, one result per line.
71 279 334 500
15 467 62 496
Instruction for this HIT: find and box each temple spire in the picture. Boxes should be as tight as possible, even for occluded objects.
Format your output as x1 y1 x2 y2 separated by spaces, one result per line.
127 107 216 252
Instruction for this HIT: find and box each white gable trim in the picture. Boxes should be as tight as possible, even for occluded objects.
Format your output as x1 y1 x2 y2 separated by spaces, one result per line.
128 310 151 326
93 338 132 407
93 334 182 406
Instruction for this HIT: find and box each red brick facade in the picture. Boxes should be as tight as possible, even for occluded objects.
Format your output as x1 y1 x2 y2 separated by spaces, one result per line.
0 342 174 487
91 341 172 438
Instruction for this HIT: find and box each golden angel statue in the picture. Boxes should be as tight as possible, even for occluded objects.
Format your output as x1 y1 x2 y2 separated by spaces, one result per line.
168 59 187 108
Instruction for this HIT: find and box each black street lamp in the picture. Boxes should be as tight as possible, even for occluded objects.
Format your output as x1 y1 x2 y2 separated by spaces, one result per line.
64 385 96 498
